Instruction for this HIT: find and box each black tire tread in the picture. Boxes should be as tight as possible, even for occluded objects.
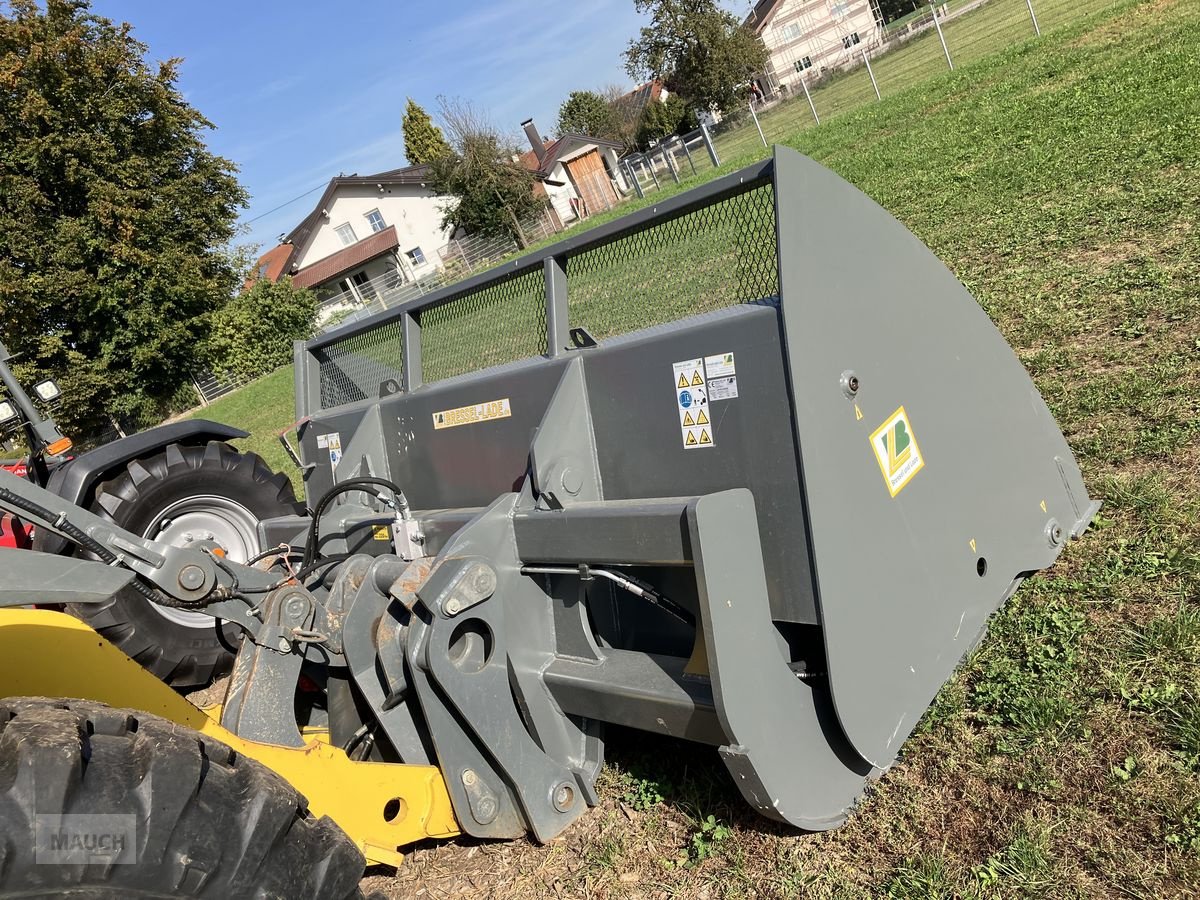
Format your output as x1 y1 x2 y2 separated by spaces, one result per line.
0 697 363 898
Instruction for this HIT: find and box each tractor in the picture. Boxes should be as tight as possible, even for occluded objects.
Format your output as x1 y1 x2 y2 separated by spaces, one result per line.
0 150 1096 896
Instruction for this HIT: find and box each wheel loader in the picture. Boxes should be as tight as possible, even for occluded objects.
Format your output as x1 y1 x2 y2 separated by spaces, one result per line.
0 335 300 688
0 149 1097 897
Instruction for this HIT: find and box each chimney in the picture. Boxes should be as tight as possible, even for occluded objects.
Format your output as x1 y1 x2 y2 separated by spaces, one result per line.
521 118 544 161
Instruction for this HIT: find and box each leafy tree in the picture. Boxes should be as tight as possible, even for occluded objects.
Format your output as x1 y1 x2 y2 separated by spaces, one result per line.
402 97 451 165
0 0 247 434
600 83 641 152
635 94 694 148
556 90 618 140
624 0 769 114
427 98 547 248
206 277 316 382
876 0 918 24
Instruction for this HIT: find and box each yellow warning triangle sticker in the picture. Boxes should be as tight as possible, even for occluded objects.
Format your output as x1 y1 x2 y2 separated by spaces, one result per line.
685 431 698 446
696 408 709 426
678 373 689 389
691 370 704 386
682 411 695 427
699 429 711 444
855 404 863 421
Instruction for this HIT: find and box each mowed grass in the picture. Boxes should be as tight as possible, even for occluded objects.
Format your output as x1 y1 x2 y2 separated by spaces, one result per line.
197 0 1199 894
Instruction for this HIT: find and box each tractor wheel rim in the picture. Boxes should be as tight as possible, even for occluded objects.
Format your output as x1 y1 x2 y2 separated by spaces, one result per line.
144 495 261 629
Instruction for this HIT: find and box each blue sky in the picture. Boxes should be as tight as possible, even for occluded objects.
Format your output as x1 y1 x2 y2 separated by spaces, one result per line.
89 0 743 254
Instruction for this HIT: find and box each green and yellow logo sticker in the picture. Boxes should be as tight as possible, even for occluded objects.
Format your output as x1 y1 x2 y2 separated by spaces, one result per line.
869 406 924 497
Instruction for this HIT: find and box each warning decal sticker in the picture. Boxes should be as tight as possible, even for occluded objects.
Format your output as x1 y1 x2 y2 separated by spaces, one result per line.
869 406 924 497
316 432 342 467
432 398 512 430
672 357 713 449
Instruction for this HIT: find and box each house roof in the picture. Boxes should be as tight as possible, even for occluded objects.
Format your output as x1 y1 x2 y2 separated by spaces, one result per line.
246 242 297 290
744 0 785 31
612 80 664 121
290 225 399 290
519 133 622 176
281 163 431 252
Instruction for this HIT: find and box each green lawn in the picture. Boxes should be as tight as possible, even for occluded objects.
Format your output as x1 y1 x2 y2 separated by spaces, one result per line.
195 0 1200 893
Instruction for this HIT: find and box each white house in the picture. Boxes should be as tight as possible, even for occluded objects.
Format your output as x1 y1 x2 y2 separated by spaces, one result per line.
253 165 454 303
746 0 884 97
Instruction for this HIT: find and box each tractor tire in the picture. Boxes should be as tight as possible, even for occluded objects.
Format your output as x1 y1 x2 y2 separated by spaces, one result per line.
0 697 363 898
67 441 302 689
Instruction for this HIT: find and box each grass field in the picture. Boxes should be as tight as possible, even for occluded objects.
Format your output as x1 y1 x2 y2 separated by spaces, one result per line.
192 1 1200 894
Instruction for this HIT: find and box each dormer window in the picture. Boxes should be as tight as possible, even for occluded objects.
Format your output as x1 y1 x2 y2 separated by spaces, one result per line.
365 209 387 233
335 223 357 246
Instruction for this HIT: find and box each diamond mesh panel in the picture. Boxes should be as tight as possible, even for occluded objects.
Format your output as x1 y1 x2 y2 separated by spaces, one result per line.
419 267 548 383
314 318 404 409
565 179 778 339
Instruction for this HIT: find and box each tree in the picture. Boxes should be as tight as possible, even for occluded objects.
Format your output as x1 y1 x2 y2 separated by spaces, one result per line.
426 98 547 247
556 90 618 140
207 277 316 382
600 84 641 152
635 94 694 148
402 97 451 165
0 0 247 435
624 0 769 115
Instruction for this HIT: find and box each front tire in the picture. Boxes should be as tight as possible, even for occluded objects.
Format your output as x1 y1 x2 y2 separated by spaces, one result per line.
67 441 302 688
0 697 363 898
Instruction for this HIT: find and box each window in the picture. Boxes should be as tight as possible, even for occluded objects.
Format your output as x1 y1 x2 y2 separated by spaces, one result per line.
406 247 426 266
829 1 850 18
335 223 357 246
256 261 271 280
794 56 813 72
365 209 387 233
777 21 802 41
842 32 861 49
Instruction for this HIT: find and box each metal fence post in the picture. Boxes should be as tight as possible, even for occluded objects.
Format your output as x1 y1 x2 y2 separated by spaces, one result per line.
679 136 697 175
663 145 680 183
748 101 768 148
931 3 954 70
544 256 569 356
646 158 660 190
1026 0 1041 36
700 122 720 167
799 76 820 125
862 47 881 100
624 158 644 199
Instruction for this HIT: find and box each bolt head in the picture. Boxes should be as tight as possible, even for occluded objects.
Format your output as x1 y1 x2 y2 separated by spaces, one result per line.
476 798 497 822
552 782 575 812
444 598 462 616
461 769 477 786
177 564 205 591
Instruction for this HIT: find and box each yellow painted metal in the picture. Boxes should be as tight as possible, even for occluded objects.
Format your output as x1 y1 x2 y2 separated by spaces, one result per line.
0 608 459 866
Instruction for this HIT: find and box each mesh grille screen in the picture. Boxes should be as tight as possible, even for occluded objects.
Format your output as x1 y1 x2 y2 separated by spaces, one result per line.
565 179 778 340
419 267 548 383
312 176 779 409
313 319 403 409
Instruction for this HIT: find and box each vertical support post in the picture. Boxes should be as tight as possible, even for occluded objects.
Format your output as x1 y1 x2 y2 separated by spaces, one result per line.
401 309 422 393
931 3 953 70
749 101 768 148
862 48 881 100
663 145 680 183
625 159 644 199
646 158 660 190
544 256 569 357
680 135 697 175
799 76 820 125
1026 0 1041 36
292 339 320 419
700 121 720 167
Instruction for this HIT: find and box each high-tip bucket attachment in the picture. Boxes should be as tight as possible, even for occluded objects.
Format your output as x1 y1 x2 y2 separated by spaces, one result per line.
289 146 1096 835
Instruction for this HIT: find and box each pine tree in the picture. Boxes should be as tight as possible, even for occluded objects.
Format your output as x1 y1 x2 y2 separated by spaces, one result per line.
402 98 452 165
